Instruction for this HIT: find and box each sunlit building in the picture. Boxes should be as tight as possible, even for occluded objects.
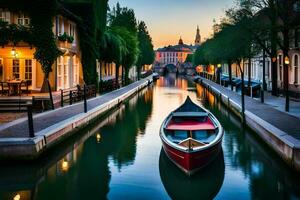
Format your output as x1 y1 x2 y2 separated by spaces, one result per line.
0 5 84 92
155 26 201 66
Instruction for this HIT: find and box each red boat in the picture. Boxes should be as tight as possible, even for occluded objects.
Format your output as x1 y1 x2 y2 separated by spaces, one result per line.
160 96 224 175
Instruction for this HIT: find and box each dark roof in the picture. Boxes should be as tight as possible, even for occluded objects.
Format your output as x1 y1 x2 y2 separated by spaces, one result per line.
157 44 197 52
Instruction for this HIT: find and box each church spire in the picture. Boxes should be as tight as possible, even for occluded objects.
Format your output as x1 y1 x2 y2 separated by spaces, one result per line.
178 36 184 45
195 26 201 46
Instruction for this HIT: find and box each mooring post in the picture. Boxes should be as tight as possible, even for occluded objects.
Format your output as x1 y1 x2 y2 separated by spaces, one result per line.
27 98 34 138
60 89 64 107
69 91 73 105
84 84 87 113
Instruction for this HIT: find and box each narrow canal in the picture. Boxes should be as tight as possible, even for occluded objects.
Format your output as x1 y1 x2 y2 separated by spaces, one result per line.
1 75 300 200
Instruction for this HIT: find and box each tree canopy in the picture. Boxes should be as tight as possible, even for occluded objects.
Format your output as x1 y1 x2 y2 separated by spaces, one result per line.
136 21 155 79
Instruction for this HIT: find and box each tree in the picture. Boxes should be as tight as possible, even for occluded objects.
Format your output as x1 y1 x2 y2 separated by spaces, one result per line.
109 3 139 85
136 21 155 80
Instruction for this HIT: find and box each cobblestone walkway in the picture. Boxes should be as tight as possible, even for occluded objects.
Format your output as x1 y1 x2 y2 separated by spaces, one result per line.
0 78 151 138
199 77 300 140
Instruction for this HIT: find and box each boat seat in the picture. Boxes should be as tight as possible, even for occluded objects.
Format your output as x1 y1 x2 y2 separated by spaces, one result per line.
178 138 206 149
192 130 217 143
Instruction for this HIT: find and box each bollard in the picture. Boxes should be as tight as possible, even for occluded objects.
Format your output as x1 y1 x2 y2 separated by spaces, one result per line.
27 104 34 138
84 84 87 113
69 91 73 105
261 87 264 103
60 89 64 107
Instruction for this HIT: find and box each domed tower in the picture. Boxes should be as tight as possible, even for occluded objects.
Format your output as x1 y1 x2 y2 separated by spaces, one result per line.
178 36 184 45
195 26 201 46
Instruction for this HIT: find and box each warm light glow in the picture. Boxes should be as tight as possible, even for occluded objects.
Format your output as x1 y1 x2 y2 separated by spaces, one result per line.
284 56 290 65
62 161 69 171
196 66 202 73
11 48 17 57
13 194 21 200
96 133 101 143
272 57 277 63
217 64 222 68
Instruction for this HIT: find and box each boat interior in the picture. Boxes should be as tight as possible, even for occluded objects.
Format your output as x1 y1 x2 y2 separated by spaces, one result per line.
165 114 218 148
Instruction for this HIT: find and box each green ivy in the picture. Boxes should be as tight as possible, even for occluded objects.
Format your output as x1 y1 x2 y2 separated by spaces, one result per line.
0 0 62 79
58 32 74 43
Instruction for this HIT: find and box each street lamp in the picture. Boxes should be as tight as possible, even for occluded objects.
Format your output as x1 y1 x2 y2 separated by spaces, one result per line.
217 64 222 84
284 55 290 112
284 56 290 65
11 48 18 58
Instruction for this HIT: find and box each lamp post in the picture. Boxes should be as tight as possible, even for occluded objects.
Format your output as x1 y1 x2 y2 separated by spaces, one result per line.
284 56 290 112
217 64 222 85
261 49 266 103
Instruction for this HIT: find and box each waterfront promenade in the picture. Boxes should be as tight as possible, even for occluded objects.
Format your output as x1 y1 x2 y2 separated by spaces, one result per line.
0 77 152 159
196 77 300 172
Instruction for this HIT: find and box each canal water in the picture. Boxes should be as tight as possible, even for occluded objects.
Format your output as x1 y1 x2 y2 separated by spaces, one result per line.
0 75 300 200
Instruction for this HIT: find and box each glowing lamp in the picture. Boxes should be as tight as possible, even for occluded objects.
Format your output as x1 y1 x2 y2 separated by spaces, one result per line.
272 57 277 63
62 160 69 171
196 66 202 73
217 64 222 68
96 133 101 143
11 48 19 58
14 194 21 200
284 56 290 65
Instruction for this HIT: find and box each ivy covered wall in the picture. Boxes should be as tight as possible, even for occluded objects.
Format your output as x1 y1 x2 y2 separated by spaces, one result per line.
0 0 108 85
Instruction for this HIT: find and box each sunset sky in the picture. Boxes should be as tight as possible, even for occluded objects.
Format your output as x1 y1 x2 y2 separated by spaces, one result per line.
109 0 234 49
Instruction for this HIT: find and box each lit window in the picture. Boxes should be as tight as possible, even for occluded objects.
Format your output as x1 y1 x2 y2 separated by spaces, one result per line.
0 9 10 23
12 59 20 79
17 13 30 26
25 59 32 82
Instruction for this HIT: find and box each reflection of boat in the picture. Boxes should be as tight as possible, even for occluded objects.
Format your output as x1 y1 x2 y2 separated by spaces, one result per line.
153 72 160 81
160 96 224 175
159 149 225 200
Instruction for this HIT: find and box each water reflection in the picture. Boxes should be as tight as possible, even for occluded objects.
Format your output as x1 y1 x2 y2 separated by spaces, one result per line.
0 76 299 200
0 87 153 200
159 149 225 200
196 84 300 200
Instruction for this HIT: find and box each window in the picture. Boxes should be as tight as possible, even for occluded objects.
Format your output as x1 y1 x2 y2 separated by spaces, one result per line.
69 22 76 44
12 59 20 79
25 59 32 82
17 13 30 26
294 55 299 83
279 55 283 81
57 56 63 89
69 23 75 37
0 9 10 23
73 56 79 86
57 17 63 36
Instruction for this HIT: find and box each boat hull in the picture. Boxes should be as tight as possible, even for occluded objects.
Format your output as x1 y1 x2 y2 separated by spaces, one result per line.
161 137 222 175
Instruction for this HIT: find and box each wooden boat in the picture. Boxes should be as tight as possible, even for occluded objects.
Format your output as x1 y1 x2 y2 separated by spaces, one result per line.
160 96 224 175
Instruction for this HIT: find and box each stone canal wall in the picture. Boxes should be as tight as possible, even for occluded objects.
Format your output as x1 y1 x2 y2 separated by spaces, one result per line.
197 77 300 172
0 77 153 160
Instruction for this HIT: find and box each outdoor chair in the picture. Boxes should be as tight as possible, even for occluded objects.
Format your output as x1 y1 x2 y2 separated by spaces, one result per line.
20 80 30 95
0 82 10 96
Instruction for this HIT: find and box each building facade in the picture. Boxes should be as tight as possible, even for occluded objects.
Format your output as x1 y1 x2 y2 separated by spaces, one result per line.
155 27 200 67
0 8 83 92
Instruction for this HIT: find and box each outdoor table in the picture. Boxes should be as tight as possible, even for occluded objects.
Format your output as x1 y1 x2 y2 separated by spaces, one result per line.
7 80 22 96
